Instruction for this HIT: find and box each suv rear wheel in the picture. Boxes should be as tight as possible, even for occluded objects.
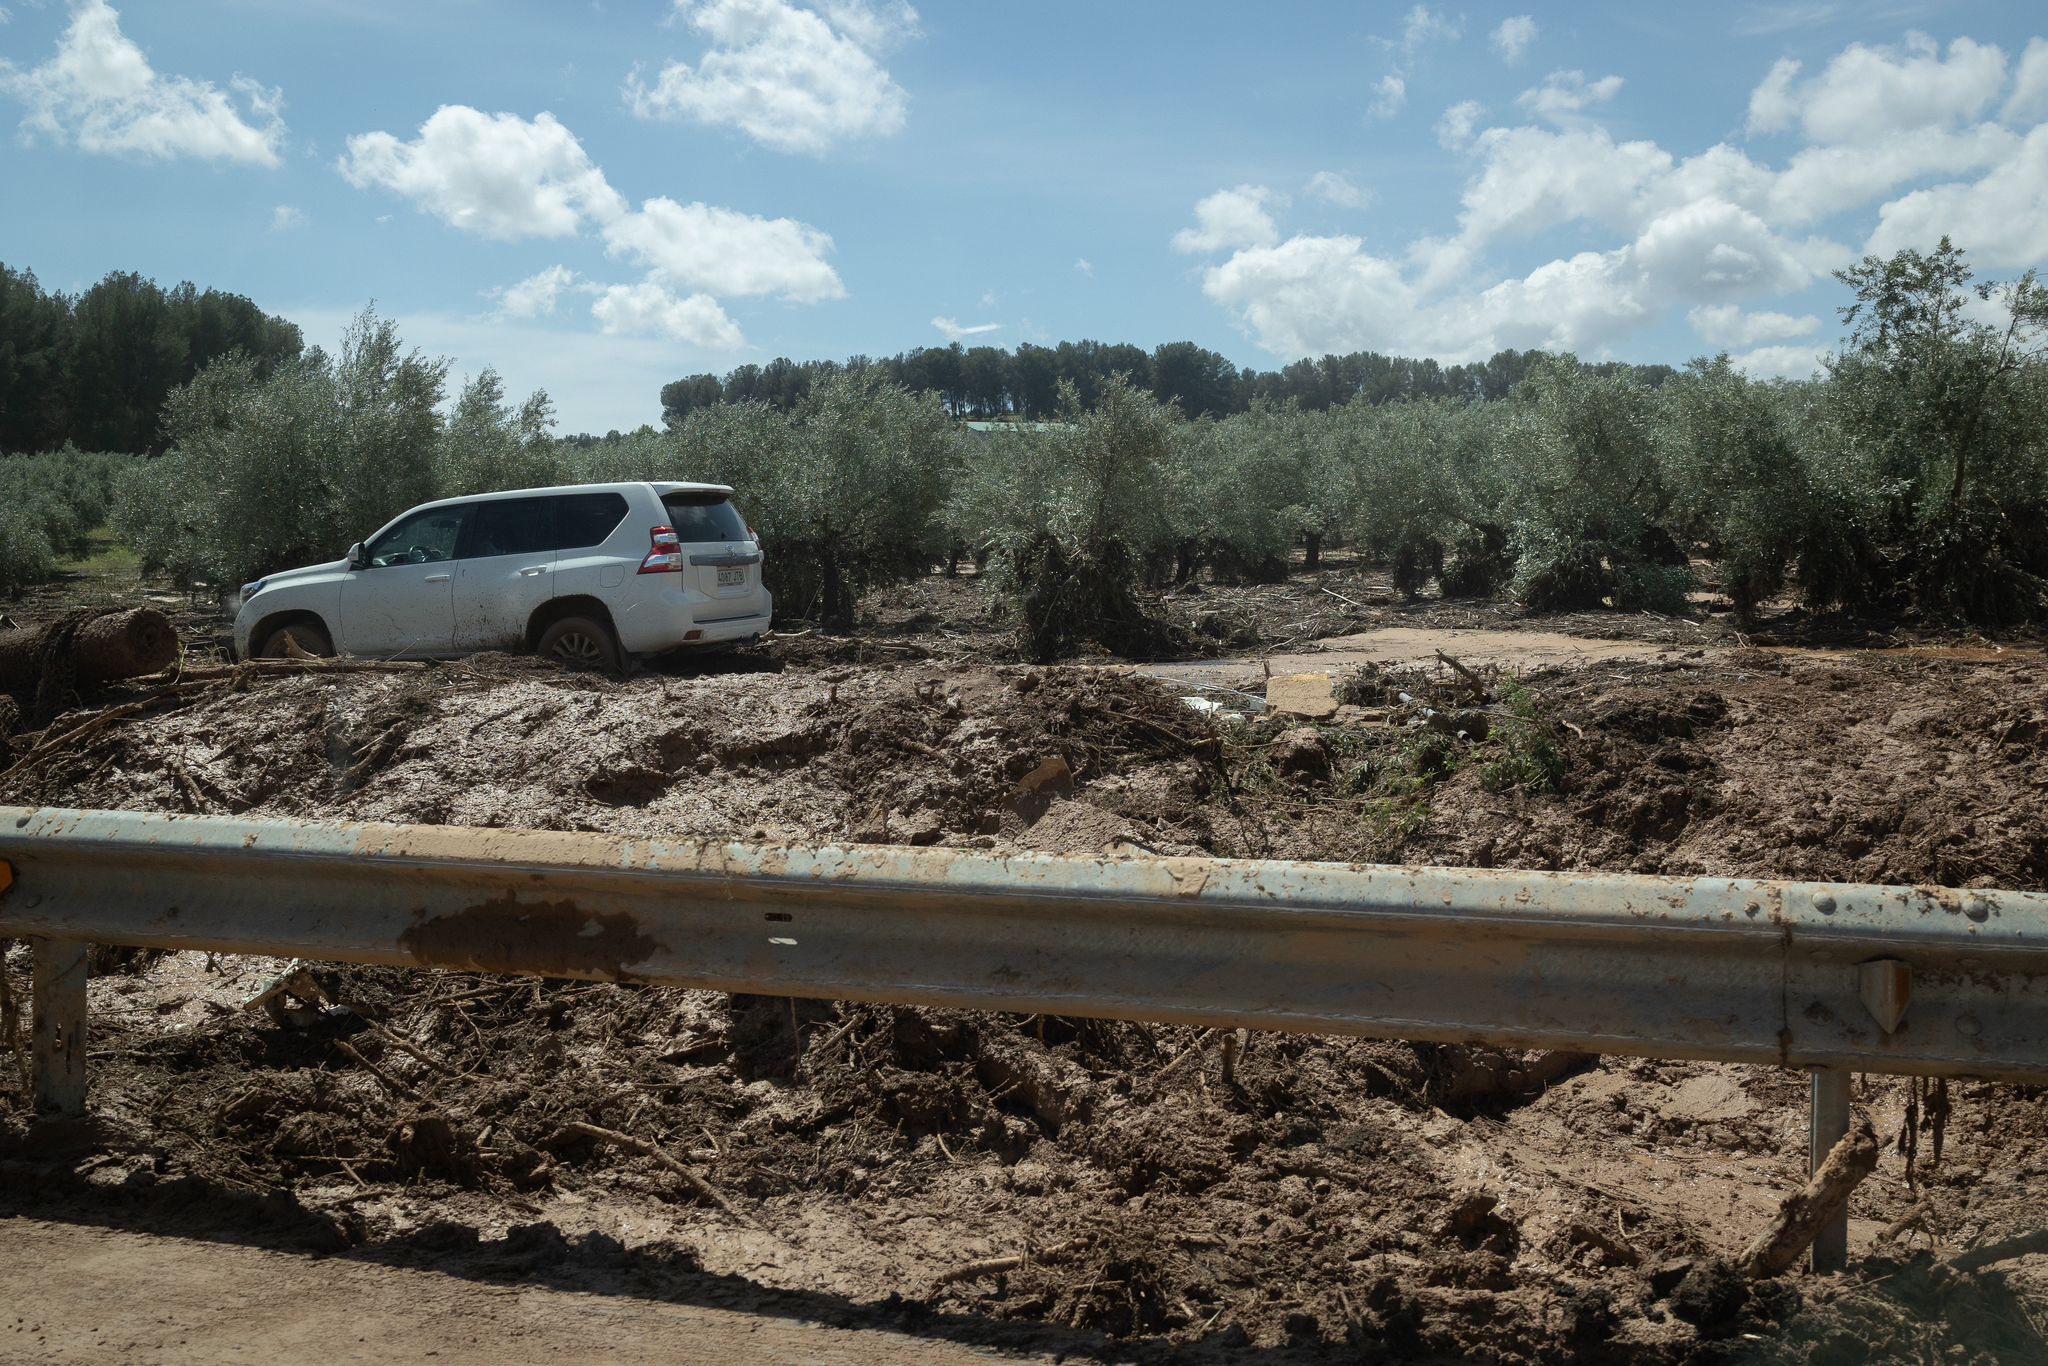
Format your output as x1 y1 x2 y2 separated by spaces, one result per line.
537 615 621 674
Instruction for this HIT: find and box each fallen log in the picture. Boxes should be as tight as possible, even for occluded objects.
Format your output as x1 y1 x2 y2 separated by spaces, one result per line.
0 608 179 692
1740 1111 1879 1278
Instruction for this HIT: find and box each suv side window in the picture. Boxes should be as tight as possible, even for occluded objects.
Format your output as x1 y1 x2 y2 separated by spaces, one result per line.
461 497 556 559
366 506 466 567
554 492 630 550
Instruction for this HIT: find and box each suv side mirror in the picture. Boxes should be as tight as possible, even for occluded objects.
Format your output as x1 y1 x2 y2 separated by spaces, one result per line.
346 541 367 570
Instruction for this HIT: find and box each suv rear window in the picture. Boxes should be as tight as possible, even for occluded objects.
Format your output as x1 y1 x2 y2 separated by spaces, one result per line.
555 492 630 549
661 491 748 544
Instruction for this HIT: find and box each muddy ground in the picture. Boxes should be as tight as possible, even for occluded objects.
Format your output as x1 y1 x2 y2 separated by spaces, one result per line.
2 566 2047 1364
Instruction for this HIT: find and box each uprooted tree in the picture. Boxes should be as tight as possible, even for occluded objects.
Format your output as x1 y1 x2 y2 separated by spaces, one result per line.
951 375 1185 661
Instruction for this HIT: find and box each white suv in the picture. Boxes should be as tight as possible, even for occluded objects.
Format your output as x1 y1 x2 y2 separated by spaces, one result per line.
233 481 771 671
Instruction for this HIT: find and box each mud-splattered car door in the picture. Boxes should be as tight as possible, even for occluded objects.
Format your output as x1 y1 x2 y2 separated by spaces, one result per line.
453 495 557 652
337 504 466 657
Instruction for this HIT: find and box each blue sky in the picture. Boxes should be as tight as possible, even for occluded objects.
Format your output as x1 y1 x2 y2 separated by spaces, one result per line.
2 0 2045 432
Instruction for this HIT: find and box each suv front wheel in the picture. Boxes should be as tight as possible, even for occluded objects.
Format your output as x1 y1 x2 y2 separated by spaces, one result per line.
537 615 621 674
257 620 334 659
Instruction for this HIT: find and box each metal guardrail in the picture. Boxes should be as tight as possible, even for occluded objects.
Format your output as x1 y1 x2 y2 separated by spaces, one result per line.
3 805 2045 1084
8 804 2044 1274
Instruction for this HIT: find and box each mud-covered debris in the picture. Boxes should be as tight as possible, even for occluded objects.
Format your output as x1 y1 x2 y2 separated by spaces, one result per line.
1264 671 1337 719
1267 726 1332 783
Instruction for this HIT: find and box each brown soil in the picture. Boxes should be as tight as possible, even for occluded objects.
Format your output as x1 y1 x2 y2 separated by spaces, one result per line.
3 571 2048 1363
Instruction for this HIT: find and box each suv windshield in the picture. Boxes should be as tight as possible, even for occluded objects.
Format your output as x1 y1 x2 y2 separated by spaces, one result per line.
661 491 748 544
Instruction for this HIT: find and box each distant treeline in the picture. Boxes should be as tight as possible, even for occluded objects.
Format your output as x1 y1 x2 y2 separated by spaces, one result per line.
658 340 1680 427
0 264 302 454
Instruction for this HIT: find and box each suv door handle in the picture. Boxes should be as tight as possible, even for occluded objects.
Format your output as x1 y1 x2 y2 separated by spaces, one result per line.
424 573 452 583
518 566 547 577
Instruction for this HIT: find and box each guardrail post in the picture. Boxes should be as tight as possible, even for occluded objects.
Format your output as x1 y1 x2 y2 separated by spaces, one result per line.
1808 1067 1850 1273
30 937 87 1117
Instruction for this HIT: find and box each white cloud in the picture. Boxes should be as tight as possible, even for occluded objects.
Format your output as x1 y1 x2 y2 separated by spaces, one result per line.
1747 57 1802 134
932 316 999 342
1073 257 1094 278
600 197 843 302
340 103 846 355
2006 37 2048 124
1368 73 1407 120
1199 234 1658 360
1688 304 1821 349
1491 16 1537 64
1745 34 2005 145
1765 122 2017 224
340 106 623 240
1865 124 2048 267
1455 125 1671 243
1516 70 1624 125
0 0 283 165
626 0 914 155
1399 4 1461 55
1436 99 1483 150
1305 170 1373 210
1729 343 1829 380
489 265 580 320
270 204 306 231
1171 185 1282 254
1630 198 1814 301
590 281 745 349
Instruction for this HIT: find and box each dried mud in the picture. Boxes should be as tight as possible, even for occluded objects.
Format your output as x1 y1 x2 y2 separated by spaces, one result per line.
3 621 2048 1362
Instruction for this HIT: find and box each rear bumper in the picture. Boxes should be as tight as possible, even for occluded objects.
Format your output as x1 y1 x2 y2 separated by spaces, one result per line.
686 611 772 644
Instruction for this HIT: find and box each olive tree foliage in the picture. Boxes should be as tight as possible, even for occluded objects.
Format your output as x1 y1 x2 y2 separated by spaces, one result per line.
1161 401 1319 585
114 307 450 585
1816 238 2048 623
1326 396 1507 597
950 375 1182 659
1656 359 1846 617
0 502 53 597
676 369 956 629
557 427 675 484
435 369 562 497
0 450 143 595
1495 356 1691 613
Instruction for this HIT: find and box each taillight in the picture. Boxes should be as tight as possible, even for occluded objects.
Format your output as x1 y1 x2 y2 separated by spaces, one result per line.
638 525 682 574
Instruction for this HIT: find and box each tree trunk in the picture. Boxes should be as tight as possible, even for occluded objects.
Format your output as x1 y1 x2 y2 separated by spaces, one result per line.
1174 540 1196 586
1304 531 1322 572
819 558 852 633
0 608 179 692
1739 1112 1879 1278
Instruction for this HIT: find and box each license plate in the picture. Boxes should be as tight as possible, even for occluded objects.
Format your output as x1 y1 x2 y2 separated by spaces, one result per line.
716 567 746 587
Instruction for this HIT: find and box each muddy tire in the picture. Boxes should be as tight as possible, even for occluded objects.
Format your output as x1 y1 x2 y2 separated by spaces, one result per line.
257 620 333 659
537 615 620 674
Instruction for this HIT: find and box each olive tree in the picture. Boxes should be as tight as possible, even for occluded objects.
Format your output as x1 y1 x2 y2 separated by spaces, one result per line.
1819 239 2048 623
1500 356 1689 613
954 375 1180 659
436 369 562 498
114 307 448 585
678 370 955 628
1164 400 1315 583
